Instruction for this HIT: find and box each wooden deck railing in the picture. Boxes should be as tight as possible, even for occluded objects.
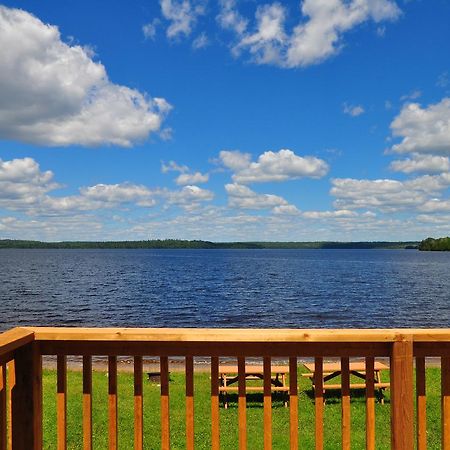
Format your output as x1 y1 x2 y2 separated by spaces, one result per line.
1 327 450 449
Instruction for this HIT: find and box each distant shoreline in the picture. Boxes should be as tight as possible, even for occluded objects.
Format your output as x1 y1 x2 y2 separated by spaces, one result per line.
0 239 419 250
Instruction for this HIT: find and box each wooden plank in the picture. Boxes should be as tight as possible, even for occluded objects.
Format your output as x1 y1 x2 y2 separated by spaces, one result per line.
7 361 14 450
416 356 426 450
263 357 272 450
238 357 247 450
160 356 170 450
185 356 194 450
108 356 118 450
11 342 42 450
210 357 220 450
0 329 34 359
314 357 323 450
0 364 6 450
390 338 414 450
365 357 375 450
57 355 67 450
26 326 450 343
82 355 92 450
341 357 351 450
289 357 298 450
134 356 143 450
442 357 450 449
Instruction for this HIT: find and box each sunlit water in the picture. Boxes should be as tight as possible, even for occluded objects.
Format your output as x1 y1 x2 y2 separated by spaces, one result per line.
1 248 449 332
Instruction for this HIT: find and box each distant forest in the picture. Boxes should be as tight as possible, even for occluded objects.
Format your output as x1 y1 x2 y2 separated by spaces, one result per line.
0 239 419 250
418 237 450 251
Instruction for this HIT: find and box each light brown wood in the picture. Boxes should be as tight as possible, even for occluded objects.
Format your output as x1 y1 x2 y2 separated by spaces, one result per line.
0 364 6 450
238 357 247 450
289 357 298 450
442 357 450 449
185 356 194 450
210 357 220 450
416 356 427 450
314 357 323 450
390 338 414 450
7 360 14 450
108 356 118 450
160 356 170 450
82 355 92 450
303 361 389 372
365 357 375 450
57 355 67 450
263 357 272 450
0 329 34 359
134 356 143 450
341 357 351 450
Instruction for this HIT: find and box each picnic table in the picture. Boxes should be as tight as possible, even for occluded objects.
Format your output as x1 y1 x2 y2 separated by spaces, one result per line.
302 360 390 403
219 365 289 408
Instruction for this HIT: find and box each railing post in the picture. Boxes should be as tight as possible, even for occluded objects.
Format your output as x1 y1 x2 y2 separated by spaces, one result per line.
11 342 42 450
390 335 413 450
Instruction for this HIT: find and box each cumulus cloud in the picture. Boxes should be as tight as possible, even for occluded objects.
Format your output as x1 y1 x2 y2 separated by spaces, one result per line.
302 210 356 219
163 185 214 209
419 199 450 213
343 103 365 117
218 0 401 68
389 154 450 174
160 0 206 39
331 174 450 212
220 149 329 184
161 160 209 185
0 6 171 147
225 183 291 210
390 98 450 155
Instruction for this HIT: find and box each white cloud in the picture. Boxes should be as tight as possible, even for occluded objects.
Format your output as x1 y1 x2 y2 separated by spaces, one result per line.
160 0 206 39
142 19 160 40
161 160 189 174
302 210 356 219
400 90 422 101
219 0 401 68
419 199 450 213
164 185 214 209
343 103 365 117
389 154 450 174
390 98 450 155
220 149 329 184
225 183 290 210
273 204 301 215
176 172 209 185
0 6 170 147
192 32 209 49
331 174 450 212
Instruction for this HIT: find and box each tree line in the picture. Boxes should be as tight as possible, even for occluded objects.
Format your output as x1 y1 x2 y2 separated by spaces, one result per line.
418 237 450 251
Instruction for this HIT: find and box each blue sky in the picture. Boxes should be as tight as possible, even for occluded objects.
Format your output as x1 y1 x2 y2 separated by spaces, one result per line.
0 0 449 241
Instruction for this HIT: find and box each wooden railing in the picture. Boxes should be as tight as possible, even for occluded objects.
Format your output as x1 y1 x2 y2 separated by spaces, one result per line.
1 327 450 449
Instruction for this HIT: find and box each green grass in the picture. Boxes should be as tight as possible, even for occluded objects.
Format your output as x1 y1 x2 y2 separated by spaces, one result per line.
42 367 442 449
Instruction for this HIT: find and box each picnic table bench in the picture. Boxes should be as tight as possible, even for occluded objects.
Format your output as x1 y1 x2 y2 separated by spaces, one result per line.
302 360 390 403
219 365 289 408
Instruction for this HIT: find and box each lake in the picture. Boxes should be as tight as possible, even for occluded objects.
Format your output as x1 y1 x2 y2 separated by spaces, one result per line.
0 248 449 332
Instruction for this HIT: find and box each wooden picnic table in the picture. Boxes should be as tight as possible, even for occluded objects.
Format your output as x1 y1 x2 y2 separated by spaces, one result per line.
219 365 289 408
302 360 390 403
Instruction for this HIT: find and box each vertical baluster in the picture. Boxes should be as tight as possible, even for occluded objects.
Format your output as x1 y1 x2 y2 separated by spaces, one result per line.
416 356 426 450
289 357 298 450
442 357 450 449
365 357 375 450
263 357 272 450
238 357 247 450
185 356 194 450
314 357 323 450
0 363 6 450
6 361 14 450
160 356 170 450
57 355 67 450
210 357 220 450
108 356 118 450
82 355 92 450
134 356 143 450
341 357 351 450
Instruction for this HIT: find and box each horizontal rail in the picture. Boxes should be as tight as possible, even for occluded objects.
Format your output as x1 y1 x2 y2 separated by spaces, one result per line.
0 328 34 359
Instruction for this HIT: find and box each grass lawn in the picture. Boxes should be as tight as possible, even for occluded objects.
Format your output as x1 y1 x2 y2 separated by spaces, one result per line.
42 366 442 449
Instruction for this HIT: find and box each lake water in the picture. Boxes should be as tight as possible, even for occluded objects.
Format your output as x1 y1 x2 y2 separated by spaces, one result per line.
0 248 449 332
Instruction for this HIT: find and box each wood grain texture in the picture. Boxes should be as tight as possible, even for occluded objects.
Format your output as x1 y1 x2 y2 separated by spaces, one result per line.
289 357 298 450
134 356 143 450
108 356 118 450
210 357 220 450
263 357 272 450
160 356 170 450
185 356 194 450
82 356 92 450
0 364 6 450
0 329 34 359
365 357 375 450
238 357 247 450
442 357 450 450
416 356 427 450
7 361 14 450
314 357 323 450
341 357 351 450
57 355 67 450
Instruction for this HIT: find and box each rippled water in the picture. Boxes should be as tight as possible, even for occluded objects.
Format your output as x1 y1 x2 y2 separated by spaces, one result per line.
0 248 449 331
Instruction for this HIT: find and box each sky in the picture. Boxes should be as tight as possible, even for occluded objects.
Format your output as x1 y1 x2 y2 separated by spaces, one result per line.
0 0 449 242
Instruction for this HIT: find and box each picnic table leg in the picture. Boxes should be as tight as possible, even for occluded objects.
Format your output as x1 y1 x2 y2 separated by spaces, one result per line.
222 376 228 409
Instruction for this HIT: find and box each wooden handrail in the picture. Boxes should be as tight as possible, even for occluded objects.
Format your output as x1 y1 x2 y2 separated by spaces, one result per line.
0 328 34 360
